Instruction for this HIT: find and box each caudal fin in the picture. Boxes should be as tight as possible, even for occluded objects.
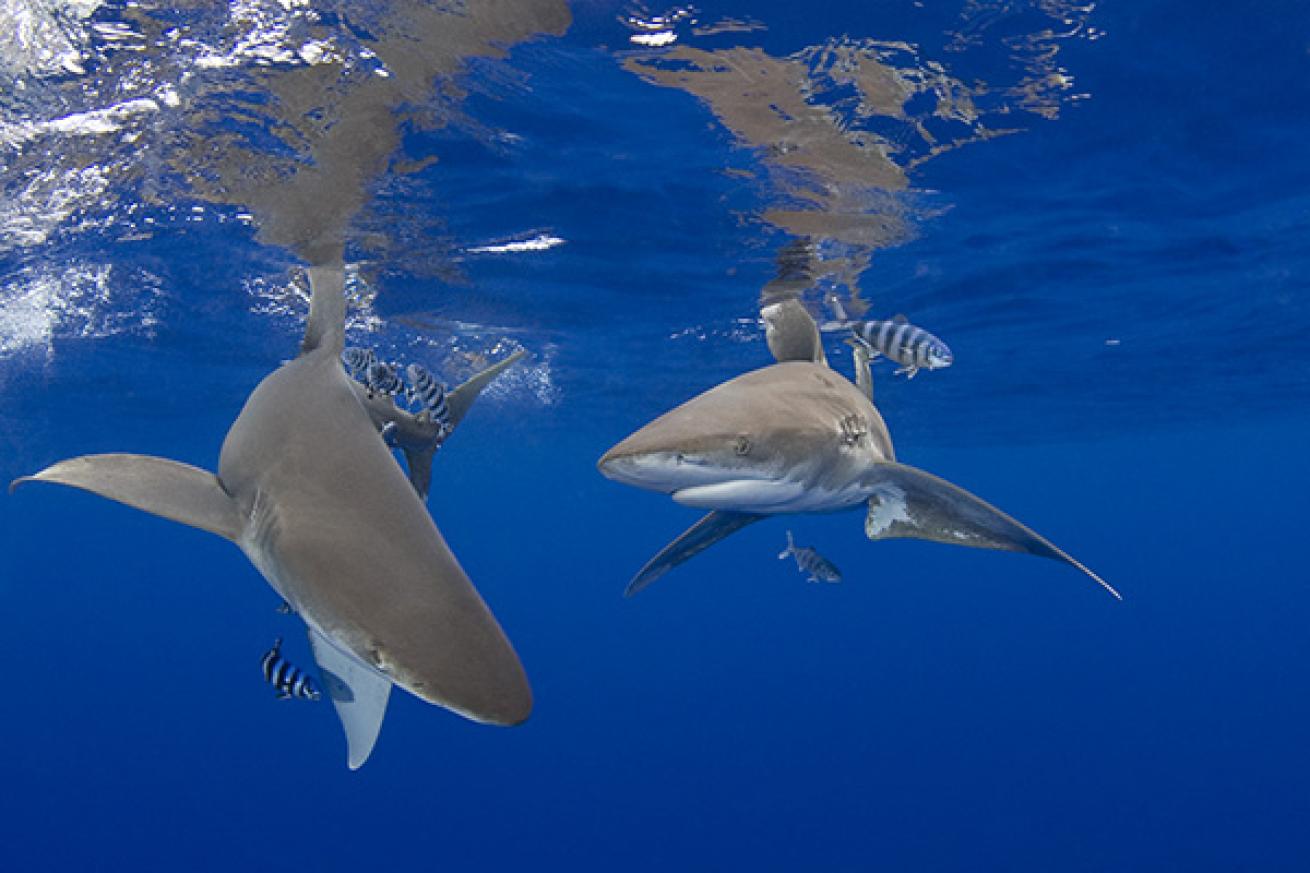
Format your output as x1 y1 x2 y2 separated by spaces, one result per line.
389 349 523 500
445 349 526 430
401 447 434 501
860 462 1120 599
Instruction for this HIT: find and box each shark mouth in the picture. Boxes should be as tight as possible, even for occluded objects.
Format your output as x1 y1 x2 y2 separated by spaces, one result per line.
671 476 869 515
671 478 805 512
600 452 869 515
597 450 750 493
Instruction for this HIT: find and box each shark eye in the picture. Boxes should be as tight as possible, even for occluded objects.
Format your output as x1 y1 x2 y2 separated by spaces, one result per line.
733 436 752 456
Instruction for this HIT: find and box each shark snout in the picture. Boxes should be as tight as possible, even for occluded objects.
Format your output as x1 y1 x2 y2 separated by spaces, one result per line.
598 446 729 493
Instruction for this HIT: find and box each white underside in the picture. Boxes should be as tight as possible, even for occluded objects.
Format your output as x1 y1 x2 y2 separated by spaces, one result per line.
864 483 913 537
307 627 392 770
672 477 868 514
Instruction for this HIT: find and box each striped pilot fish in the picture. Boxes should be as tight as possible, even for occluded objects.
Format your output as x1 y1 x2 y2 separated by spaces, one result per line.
778 530 842 584
261 638 321 701
341 346 377 379
851 314 953 379
364 360 404 397
405 363 452 433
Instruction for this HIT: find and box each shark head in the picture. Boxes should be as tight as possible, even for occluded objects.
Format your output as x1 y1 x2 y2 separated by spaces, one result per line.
598 419 785 500
599 362 891 514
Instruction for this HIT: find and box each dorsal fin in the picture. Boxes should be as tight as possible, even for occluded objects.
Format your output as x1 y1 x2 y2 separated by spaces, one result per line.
301 261 346 357
761 299 827 365
891 313 908 325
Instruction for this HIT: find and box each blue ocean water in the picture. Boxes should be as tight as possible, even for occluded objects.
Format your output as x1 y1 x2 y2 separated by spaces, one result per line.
1 1 1308 870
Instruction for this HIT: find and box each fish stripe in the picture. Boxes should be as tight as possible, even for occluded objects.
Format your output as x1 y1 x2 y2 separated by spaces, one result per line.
915 333 931 367
877 320 894 351
907 326 925 360
891 324 912 360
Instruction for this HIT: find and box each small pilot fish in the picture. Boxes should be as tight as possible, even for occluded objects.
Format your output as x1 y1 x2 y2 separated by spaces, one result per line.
778 530 842 583
341 347 376 378
851 315 953 379
261 638 321 701
365 361 403 396
405 363 450 429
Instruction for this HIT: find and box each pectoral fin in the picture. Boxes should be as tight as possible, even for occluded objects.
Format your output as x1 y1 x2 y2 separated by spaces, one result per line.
10 454 243 541
626 510 762 596
861 462 1120 599
308 628 392 770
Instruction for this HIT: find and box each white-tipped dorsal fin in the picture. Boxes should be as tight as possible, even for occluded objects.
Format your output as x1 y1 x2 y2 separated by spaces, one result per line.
9 454 243 541
307 628 393 770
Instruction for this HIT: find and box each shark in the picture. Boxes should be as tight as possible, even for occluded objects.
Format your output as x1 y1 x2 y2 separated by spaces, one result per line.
598 299 1119 600
9 263 532 768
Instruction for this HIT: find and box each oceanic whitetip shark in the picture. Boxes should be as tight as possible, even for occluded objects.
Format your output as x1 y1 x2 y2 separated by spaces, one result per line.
10 264 531 768
598 299 1119 600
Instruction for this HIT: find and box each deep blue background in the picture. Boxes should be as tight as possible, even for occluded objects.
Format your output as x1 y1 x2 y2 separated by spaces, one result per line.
2 1 1309 870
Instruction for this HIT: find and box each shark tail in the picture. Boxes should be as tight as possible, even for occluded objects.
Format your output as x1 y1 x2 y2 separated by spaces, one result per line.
401 448 434 500
390 348 525 501
445 349 527 430
860 461 1120 600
